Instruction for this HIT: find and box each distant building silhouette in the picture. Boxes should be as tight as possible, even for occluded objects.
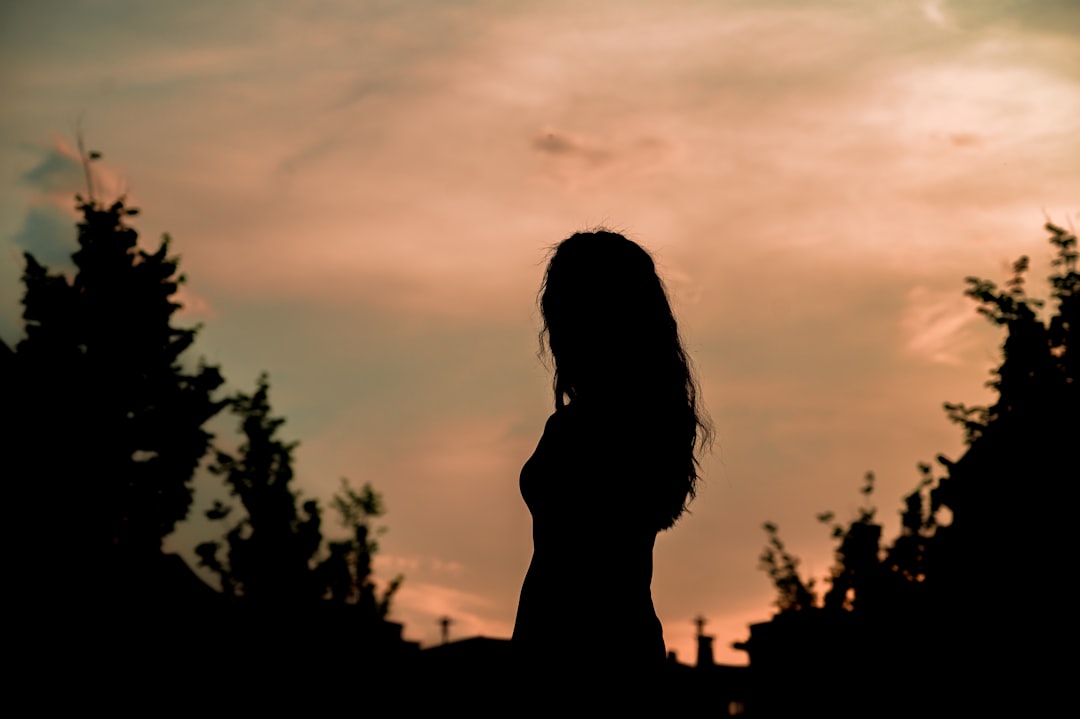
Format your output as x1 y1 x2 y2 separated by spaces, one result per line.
413 616 748 714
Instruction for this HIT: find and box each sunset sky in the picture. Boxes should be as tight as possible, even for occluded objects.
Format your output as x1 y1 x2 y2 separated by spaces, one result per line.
3 0 1078 664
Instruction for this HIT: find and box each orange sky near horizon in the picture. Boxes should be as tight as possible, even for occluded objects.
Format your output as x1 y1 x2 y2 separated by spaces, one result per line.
2 0 1078 665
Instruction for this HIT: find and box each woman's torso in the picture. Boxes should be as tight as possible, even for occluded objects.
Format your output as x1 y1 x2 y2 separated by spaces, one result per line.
512 403 666 668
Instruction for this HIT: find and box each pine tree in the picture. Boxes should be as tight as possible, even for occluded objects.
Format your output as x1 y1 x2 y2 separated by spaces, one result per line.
4 149 225 602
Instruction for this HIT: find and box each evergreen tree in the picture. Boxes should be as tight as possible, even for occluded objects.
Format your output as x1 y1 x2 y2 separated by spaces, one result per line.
4 149 225 601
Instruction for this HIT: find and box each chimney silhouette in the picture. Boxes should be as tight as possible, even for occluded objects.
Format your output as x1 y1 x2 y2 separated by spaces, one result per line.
694 615 715 668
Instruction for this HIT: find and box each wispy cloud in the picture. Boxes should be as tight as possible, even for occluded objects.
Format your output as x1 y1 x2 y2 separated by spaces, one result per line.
901 285 980 365
391 580 512 646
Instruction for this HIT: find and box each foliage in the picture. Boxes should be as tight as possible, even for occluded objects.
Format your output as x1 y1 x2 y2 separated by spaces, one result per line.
321 478 403 615
196 375 323 604
758 522 816 613
817 472 884 613
197 378 402 614
746 221 1078 715
3 149 225 580
4 146 412 681
759 221 1078 617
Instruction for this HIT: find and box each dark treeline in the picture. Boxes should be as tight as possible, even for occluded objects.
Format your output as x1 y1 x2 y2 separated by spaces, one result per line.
746 222 1078 716
5 146 1075 712
3 150 413 697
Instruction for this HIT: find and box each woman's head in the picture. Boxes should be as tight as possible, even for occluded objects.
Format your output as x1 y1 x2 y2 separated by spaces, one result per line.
539 230 711 528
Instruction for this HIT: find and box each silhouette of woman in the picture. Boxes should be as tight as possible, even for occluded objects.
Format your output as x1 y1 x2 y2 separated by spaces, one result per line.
512 230 710 702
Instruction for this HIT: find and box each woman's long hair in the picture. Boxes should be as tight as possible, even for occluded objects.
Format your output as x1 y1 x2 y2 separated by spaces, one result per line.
538 230 712 530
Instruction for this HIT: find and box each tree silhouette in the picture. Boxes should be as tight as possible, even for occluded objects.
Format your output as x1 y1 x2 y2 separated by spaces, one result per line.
4 149 225 605
195 376 411 684
758 521 817 614
322 478 403 615
198 377 402 615
197 374 324 606
932 224 1078 610
4 149 415 686
747 221 1079 716
816 472 886 614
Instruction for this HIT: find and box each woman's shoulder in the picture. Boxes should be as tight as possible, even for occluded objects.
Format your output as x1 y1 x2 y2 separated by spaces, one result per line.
544 401 650 453
537 406 580 450
554 400 650 431
544 401 591 428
